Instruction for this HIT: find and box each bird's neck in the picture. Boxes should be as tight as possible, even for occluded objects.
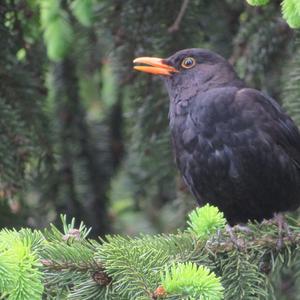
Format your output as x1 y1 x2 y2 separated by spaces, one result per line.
165 68 244 104
205 71 244 91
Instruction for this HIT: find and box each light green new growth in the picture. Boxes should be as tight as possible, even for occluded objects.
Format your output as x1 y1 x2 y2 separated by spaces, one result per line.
246 0 270 6
187 204 226 240
71 0 94 27
161 262 224 300
246 0 300 29
0 230 44 300
40 0 74 61
281 0 300 28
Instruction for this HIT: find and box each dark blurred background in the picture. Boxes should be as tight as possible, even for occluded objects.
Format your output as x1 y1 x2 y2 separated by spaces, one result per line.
0 0 298 237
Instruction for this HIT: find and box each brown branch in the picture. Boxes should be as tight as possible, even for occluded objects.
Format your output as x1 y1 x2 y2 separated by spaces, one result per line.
204 226 300 255
40 259 112 286
207 234 300 253
40 258 103 271
168 0 190 33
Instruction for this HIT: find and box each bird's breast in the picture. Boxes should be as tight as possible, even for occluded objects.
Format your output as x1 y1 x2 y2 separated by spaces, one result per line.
170 106 234 178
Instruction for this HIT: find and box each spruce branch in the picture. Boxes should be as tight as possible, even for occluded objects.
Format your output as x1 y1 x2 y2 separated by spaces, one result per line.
42 214 300 299
40 258 104 274
3 208 300 299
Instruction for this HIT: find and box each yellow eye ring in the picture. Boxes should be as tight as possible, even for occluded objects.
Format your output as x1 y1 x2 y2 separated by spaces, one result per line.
181 57 196 69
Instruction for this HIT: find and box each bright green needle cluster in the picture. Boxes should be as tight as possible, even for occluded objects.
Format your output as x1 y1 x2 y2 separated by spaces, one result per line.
246 0 300 29
40 0 74 61
71 0 94 27
246 0 270 6
39 0 95 60
161 262 224 300
187 204 226 240
281 0 300 28
0 230 44 300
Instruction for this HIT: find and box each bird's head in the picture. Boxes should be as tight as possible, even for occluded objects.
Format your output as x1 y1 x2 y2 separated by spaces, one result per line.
133 48 239 101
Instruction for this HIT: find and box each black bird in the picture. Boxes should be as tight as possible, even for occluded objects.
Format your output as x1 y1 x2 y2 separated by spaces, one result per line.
133 48 300 225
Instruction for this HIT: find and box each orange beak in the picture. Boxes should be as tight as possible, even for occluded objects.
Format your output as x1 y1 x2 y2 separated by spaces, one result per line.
133 57 178 76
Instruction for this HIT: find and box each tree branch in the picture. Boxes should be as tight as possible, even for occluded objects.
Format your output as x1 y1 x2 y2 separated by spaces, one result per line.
40 229 300 292
40 259 112 286
168 0 190 33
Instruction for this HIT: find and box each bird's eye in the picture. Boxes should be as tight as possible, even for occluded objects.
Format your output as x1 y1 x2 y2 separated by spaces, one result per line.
181 57 196 69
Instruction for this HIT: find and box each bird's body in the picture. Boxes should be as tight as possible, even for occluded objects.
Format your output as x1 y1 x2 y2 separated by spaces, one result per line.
169 86 300 225
134 49 300 225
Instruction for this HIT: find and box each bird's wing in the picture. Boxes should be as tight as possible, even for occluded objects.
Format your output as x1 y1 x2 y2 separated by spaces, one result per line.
235 88 300 168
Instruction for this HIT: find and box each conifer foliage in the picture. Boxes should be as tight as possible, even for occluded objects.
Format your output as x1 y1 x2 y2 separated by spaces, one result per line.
1 206 300 299
246 0 300 28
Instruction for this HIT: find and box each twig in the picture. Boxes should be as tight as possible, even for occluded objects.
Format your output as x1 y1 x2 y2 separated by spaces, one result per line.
40 259 103 271
168 0 190 33
40 259 112 286
206 232 300 253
